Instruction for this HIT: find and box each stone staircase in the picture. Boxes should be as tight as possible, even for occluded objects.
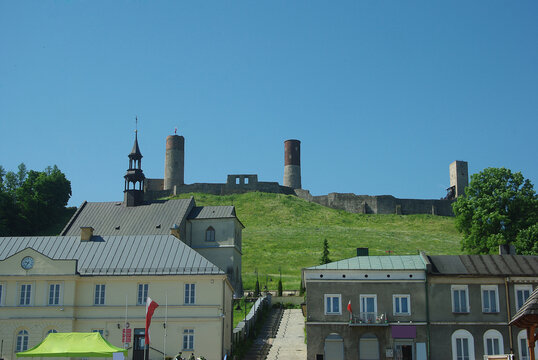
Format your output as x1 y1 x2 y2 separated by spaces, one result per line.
241 306 284 360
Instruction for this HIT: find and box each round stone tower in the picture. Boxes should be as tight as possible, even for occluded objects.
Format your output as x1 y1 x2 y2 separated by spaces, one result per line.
283 139 301 189
164 134 185 191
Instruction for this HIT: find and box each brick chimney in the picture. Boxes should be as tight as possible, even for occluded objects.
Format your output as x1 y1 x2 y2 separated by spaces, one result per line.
80 227 94 241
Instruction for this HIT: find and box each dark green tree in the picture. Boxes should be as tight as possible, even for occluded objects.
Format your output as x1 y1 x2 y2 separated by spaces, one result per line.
0 163 72 236
452 167 538 254
320 239 332 264
277 279 283 297
514 224 538 255
255 279 260 297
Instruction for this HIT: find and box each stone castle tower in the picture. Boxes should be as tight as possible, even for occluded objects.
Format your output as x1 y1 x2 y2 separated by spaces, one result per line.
449 160 469 198
283 139 301 189
164 134 185 191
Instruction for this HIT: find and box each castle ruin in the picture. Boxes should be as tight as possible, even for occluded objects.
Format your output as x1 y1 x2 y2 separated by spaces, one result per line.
144 132 468 216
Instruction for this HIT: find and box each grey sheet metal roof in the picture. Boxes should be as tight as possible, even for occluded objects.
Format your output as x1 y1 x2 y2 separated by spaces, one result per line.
428 255 538 276
188 206 236 220
307 255 427 270
0 235 223 276
61 198 195 236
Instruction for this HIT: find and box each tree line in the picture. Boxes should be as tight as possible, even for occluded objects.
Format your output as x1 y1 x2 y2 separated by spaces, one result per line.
0 163 72 236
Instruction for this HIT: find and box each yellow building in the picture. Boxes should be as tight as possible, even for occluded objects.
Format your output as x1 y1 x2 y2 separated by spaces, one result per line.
0 234 233 360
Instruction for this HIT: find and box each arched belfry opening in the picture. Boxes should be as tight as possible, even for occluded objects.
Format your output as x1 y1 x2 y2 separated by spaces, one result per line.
124 130 145 207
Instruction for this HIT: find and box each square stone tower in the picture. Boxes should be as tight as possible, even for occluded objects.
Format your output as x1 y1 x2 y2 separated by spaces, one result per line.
449 160 469 198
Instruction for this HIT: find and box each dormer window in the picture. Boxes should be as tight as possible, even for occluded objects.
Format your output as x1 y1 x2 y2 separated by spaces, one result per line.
206 227 215 242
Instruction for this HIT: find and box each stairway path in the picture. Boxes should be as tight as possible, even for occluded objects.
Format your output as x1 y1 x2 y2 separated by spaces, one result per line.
241 307 284 360
265 309 306 360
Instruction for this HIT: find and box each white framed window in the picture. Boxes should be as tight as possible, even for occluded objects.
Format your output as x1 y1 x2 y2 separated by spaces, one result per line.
46 329 58 335
182 329 194 351
483 329 503 355
451 329 475 360
481 285 499 313
205 227 215 241
92 329 104 336
185 284 195 304
393 294 411 315
137 284 148 305
19 283 32 306
360 294 377 322
324 294 341 315
518 329 538 360
451 285 469 313
16 330 29 352
94 284 105 305
515 285 533 312
48 283 62 305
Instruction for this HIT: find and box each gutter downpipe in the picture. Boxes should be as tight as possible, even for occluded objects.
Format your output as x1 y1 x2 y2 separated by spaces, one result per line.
505 277 513 354
420 252 431 360
425 271 431 359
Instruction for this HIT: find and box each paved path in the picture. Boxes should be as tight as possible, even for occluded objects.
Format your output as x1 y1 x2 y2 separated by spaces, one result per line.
265 309 306 360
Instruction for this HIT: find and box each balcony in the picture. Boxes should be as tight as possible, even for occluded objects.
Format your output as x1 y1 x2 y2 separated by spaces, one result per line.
349 312 388 326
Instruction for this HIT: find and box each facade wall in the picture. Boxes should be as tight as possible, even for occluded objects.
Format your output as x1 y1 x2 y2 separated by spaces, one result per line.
305 271 428 360
428 276 538 359
187 218 242 295
0 253 232 360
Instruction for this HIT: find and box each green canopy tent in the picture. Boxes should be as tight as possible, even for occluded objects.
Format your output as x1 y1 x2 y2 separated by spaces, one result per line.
17 332 128 358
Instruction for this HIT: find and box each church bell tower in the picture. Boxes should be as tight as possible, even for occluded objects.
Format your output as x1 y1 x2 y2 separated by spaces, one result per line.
124 128 145 207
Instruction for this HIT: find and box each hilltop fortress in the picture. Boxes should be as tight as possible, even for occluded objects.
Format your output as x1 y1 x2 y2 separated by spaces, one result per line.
144 134 468 216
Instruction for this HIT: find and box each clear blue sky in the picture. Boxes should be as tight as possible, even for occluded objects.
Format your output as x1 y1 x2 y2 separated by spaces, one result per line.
1 1 537 207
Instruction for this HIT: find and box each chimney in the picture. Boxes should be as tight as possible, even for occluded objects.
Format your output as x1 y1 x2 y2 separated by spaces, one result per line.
80 227 94 241
499 244 516 255
357 248 369 256
170 224 180 239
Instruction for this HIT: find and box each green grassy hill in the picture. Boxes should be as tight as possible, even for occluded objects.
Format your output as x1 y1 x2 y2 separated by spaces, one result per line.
172 192 463 291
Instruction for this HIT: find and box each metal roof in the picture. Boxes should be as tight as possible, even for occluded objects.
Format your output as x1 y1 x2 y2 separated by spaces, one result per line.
61 198 195 236
0 235 223 276
510 287 538 327
307 255 427 270
428 255 538 276
188 206 236 219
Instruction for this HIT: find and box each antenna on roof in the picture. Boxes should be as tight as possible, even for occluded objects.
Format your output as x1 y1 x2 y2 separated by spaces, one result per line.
174 127 177 135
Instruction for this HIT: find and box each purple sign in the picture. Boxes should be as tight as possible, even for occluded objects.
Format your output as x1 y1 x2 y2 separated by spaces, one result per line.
391 325 416 339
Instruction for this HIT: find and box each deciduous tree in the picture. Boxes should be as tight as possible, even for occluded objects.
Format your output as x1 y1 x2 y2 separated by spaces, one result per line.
452 167 538 254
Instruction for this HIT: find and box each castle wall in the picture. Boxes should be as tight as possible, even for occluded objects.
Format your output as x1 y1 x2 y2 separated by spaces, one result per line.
296 190 455 216
144 179 295 201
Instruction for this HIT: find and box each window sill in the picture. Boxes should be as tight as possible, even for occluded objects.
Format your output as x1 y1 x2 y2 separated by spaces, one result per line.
452 311 470 314
325 313 342 315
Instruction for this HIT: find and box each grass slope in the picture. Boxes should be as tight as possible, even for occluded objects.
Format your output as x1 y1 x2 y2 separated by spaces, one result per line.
172 192 463 290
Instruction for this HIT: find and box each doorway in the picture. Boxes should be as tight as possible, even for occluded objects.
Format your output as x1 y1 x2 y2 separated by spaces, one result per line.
133 328 147 360
394 341 414 360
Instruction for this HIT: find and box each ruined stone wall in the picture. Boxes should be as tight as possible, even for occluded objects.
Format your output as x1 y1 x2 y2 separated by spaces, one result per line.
144 179 295 201
295 190 455 216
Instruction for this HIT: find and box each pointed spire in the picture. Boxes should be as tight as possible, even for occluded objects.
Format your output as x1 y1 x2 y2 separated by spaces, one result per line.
129 117 142 160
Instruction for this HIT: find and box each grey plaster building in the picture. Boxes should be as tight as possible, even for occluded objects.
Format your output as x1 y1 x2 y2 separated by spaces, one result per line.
303 252 538 360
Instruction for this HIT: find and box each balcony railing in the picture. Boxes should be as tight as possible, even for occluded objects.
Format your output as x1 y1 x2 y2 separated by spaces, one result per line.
350 312 388 325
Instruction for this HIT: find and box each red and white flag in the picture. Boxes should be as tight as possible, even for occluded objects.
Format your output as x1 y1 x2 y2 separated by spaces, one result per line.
145 297 159 345
347 300 352 313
